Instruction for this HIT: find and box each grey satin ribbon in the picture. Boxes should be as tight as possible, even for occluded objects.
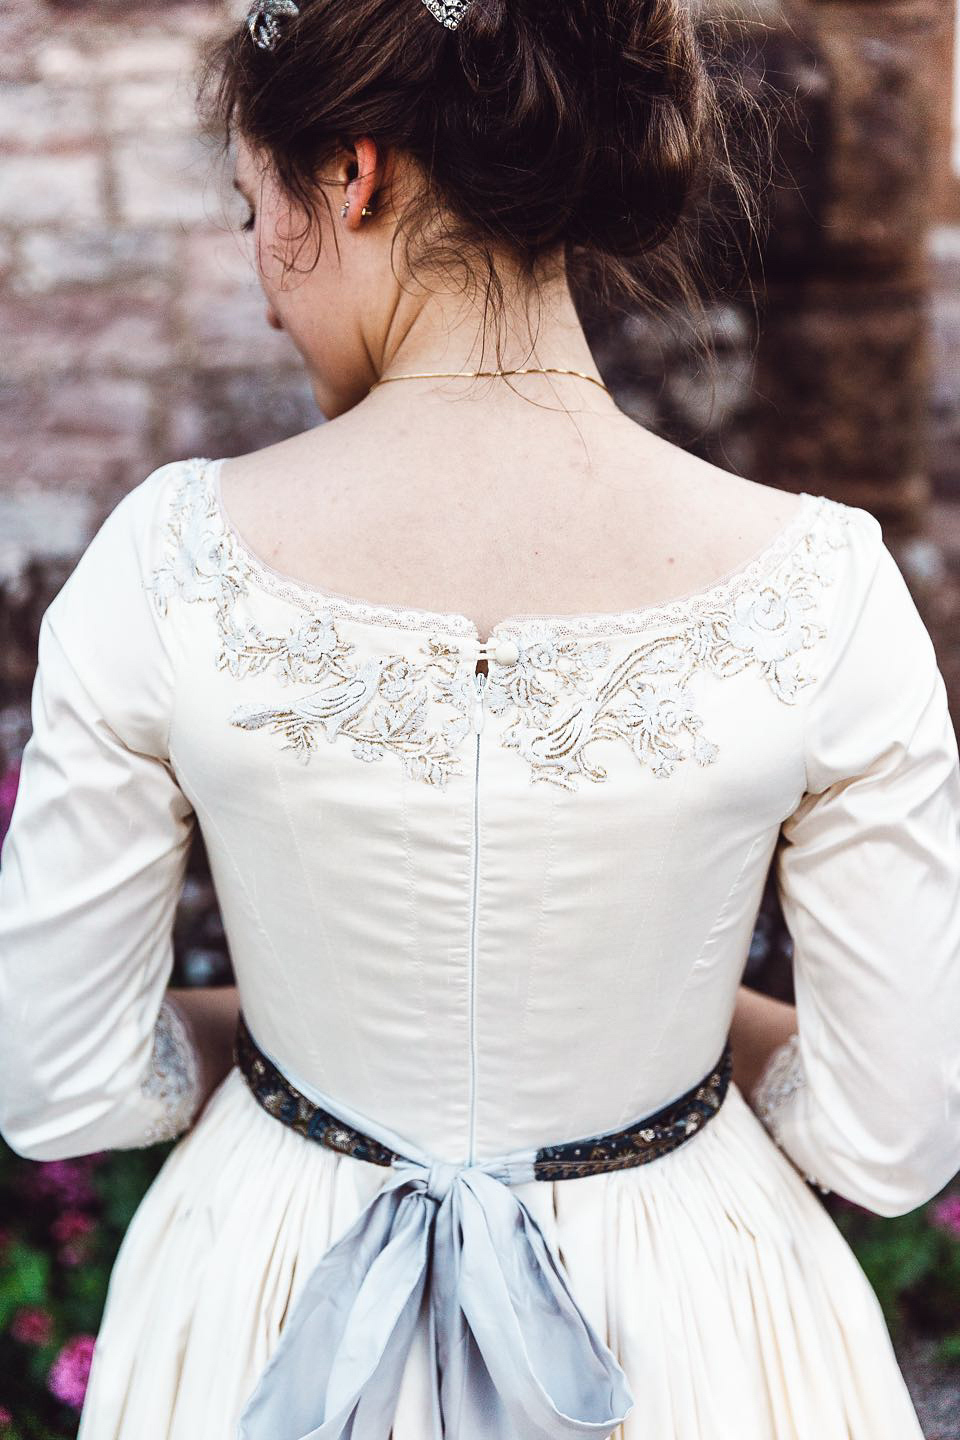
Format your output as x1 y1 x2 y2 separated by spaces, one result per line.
234 1039 636 1440
236 1147 635 1440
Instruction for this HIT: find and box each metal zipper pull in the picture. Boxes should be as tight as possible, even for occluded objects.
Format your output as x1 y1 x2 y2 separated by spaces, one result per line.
472 669 487 734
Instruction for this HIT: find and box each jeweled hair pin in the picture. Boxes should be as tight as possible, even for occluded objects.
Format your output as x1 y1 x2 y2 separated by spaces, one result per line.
419 0 475 26
246 0 299 49
245 0 474 49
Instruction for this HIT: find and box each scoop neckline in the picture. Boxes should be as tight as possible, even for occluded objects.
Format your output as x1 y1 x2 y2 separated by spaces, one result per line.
202 454 823 645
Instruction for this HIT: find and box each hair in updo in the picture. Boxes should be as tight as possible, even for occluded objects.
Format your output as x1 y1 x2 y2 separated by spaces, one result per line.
198 0 770 383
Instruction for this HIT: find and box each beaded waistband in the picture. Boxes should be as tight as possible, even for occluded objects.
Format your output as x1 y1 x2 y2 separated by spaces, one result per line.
233 1007 733 1181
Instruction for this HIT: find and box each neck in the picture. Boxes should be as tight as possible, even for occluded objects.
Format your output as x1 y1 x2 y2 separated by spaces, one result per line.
371 253 610 407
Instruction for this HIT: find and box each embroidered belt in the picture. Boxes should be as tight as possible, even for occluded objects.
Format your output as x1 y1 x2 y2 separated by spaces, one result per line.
233 1009 733 1440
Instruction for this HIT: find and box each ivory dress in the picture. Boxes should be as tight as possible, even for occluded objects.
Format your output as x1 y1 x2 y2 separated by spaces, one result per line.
1 454 960 1440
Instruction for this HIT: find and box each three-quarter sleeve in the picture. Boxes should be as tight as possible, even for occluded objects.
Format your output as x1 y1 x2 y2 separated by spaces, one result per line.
0 467 203 1162
758 509 960 1217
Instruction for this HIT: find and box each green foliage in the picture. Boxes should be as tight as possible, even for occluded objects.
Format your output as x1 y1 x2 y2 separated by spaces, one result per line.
0 1138 171 1439
828 1185 960 1361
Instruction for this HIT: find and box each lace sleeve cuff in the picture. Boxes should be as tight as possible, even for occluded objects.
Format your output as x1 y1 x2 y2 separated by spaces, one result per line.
749 1032 831 1196
139 994 204 1146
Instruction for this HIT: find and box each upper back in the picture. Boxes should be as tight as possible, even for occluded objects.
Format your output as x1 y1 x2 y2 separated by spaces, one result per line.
214 415 806 642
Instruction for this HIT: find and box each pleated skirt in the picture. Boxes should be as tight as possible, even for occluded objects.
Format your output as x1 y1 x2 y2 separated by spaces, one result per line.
76 1065 925 1440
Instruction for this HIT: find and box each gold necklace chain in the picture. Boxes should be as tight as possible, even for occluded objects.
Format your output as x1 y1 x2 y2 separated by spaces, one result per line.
370 366 611 393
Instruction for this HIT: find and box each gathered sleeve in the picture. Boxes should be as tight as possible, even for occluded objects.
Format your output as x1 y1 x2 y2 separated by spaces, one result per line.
0 467 204 1162
752 509 960 1217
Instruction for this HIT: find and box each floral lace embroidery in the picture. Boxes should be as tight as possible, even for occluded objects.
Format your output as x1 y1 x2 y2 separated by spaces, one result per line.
146 457 853 790
146 461 478 787
140 995 203 1146
749 1032 830 1194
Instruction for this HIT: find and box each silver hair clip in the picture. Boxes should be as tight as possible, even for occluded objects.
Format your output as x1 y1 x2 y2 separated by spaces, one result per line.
246 0 300 50
419 0 475 27
246 0 473 47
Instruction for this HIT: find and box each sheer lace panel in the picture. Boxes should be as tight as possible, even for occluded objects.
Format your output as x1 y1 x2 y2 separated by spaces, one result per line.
139 995 203 1146
749 1032 831 1195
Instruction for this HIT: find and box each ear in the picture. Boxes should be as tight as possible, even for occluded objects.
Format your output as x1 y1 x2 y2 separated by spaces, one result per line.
340 136 384 225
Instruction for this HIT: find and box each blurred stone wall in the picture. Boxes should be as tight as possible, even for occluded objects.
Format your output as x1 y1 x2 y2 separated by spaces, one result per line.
752 0 948 538
0 0 317 705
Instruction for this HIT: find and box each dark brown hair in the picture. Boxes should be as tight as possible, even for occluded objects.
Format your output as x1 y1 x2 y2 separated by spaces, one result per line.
197 0 772 390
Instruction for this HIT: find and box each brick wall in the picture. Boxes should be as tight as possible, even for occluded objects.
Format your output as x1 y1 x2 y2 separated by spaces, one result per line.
0 0 319 705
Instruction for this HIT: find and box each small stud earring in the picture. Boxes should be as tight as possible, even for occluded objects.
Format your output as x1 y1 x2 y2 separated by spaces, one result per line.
340 200 350 218
360 205 373 218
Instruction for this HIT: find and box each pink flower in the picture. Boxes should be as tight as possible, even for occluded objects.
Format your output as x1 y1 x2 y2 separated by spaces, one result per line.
0 762 19 847
0 1405 12 1426
47 1334 96 1411
11 1306 53 1345
52 1210 94 1242
26 1158 98 1208
931 1193 960 1239
51 1209 97 1266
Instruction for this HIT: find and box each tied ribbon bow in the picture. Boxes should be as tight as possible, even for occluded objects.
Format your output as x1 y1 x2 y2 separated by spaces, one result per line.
236 1154 635 1440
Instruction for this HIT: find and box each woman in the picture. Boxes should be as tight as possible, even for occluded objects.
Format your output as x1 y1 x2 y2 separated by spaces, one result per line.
1 0 958 1434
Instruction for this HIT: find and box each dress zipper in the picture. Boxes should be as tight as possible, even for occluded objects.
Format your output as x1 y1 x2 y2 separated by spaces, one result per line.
467 667 486 1164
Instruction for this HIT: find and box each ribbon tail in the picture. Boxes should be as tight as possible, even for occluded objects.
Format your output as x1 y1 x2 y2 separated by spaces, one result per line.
237 1167 434 1440
450 1171 636 1440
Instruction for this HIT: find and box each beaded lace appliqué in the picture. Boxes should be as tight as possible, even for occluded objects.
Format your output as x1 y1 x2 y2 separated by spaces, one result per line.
146 458 852 790
146 461 477 787
749 1032 830 1194
140 996 203 1146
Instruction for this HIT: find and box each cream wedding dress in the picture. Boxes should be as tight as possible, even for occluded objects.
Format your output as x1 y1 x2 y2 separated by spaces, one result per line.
1 455 959 1439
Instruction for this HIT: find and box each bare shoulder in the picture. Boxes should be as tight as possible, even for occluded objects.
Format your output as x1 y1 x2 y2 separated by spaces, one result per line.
629 430 808 556
698 465 806 543
216 428 326 508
